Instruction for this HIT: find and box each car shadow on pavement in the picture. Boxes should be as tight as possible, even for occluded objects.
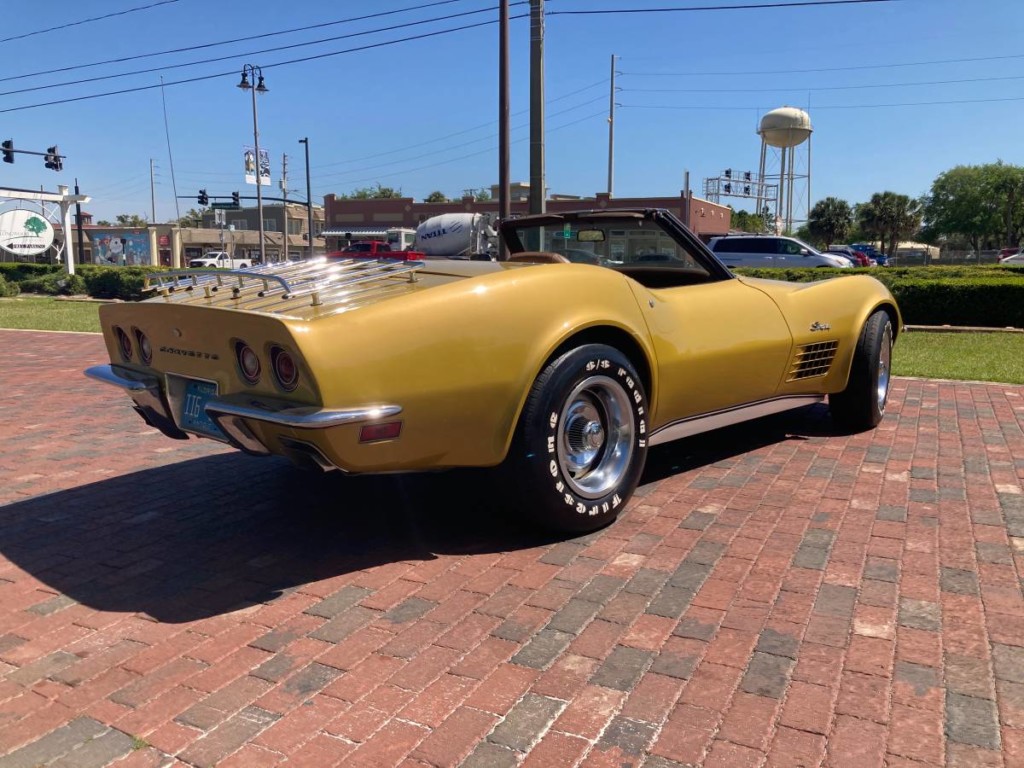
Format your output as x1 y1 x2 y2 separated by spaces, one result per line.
0 404 840 624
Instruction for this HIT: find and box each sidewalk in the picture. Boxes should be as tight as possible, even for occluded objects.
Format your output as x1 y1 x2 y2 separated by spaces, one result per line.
1 329 1023 767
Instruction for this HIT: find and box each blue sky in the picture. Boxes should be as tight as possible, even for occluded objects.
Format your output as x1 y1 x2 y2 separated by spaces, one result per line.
1 0 1021 223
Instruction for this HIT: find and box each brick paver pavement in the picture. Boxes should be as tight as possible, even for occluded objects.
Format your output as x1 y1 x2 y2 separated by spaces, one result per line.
2 328 1024 767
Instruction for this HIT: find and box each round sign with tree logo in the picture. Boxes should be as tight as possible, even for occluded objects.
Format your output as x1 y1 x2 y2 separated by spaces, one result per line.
0 209 56 256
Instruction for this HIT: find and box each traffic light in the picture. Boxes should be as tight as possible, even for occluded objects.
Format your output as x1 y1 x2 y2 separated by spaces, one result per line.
743 185 752 195
198 189 208 206
44 146 62 171
724 168 732 179
231 191 240 206
1 139 13 164
723 183 732 194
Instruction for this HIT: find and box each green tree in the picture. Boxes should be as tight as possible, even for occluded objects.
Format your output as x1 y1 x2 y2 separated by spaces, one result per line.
337 183 404 200
424 190 449 203
114 213 148 227
923 162 1024 253
730 208 766 233
807 197 853 248
857 192 921 257
178 208 204 227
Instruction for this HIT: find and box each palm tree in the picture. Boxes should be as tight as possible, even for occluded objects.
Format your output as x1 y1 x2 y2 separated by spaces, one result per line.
808 197 853 247
858 192 921 257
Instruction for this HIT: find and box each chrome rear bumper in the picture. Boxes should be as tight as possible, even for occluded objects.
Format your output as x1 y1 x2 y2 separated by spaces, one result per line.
84 364 401 466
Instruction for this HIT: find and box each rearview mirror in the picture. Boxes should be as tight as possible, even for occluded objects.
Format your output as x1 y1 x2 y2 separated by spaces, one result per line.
577 229 606 242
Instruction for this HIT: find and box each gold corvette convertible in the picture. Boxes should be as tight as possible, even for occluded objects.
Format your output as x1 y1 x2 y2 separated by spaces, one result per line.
86 209 899 532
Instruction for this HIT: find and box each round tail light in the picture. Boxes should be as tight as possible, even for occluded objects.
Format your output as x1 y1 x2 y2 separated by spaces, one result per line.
236 342 261 385
135 329 152 366
115 326 133 362
271 346 299 391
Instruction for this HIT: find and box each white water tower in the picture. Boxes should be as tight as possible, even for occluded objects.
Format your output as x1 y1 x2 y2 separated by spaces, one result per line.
756 107 812 234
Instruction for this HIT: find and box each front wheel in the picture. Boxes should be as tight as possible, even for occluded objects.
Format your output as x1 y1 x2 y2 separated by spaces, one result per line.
829 310 893 431
503 344 648 533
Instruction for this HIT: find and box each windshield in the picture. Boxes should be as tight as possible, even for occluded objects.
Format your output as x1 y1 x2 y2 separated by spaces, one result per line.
504 215 709 272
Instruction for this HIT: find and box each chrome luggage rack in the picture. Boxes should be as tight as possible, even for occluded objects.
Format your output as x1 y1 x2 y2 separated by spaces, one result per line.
142 257 424 314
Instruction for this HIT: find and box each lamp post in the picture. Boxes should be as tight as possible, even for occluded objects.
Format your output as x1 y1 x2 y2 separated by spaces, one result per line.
299 137 314 259
238 65 268 264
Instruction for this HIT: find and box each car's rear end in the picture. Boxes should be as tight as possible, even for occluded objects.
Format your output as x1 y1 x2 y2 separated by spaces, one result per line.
86 259 428 471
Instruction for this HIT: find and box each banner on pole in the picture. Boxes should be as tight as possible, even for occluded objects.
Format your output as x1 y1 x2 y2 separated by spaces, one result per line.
244 146 271 186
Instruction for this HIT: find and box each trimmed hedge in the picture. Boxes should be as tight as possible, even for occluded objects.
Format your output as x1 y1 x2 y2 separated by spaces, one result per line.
734 265 1024 328
4 262 1024 327
0 274 19 298
0 263 166 301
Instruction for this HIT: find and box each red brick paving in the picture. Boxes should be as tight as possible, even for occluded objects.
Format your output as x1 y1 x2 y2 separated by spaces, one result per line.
1 328 1024 766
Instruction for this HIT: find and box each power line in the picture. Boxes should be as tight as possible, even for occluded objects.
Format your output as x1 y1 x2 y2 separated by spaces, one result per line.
0 15 530 115
547 0 899 14
311 95 609 182
314 78 609 169
0 0 181 44
316 110 607 193
0 0 470 84
623 53 1024 78
623 94 1024 110
627 73 1024 93
0 3 528 99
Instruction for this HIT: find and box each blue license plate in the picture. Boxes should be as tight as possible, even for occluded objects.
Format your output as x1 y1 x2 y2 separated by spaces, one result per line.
180 379 223 439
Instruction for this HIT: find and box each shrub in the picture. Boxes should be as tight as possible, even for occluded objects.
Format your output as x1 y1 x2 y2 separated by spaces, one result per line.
77 265 163 301
17 271 88 296
733 266 1024 328
0 274 20 298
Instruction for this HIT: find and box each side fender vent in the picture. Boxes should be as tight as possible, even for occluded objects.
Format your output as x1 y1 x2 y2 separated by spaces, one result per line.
788 340 839 381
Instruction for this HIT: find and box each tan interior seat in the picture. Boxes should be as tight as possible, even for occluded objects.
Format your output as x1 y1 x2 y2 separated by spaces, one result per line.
506 251 570 264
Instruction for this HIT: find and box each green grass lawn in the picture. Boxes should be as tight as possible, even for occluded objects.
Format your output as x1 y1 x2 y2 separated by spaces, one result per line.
893 330 1024 384
1 297 1022 384
0 296 102 333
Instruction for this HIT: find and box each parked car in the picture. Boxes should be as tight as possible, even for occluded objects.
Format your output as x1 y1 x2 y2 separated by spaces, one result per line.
1000 251 1024 264
850 243 887 266
328 241 426 260
826 245 872 267
708 235 852 268
84 208 899 533
999 247 1020 261
188 251 251 269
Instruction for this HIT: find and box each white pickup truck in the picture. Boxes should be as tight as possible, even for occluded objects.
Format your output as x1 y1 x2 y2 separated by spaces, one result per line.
188 251 251 269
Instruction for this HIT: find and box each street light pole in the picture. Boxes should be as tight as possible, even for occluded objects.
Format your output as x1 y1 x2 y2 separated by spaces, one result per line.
238 65 268 264
299 137 314 259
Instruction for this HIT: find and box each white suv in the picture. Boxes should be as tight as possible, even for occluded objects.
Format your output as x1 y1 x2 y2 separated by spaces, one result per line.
708 235 852 268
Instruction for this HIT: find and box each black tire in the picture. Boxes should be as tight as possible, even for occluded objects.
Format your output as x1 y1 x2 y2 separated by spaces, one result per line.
503 344 649 533
829 310 893 431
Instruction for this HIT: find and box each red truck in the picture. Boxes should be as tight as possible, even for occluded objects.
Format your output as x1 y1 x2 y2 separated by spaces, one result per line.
327 241 426 260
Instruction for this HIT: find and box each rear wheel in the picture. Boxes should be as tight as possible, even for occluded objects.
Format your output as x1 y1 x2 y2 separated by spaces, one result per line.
504 344 648 533
829 310 893 430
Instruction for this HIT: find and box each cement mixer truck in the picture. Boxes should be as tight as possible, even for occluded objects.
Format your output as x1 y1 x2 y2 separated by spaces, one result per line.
414 213 497 259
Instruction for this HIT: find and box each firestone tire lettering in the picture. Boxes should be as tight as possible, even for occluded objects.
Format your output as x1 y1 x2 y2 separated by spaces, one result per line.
502 343 649 534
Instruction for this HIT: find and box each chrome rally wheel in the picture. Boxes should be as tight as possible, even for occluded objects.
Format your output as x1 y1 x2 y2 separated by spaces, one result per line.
504 343 648 533
558 376 635 499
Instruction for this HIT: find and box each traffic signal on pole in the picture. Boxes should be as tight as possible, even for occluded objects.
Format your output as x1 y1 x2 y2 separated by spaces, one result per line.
44 146 62 171
1 139 13 164
231 191 240 206
198 189 208 206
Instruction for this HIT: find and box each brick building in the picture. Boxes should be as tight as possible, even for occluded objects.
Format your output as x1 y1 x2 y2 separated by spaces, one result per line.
322 190 731 250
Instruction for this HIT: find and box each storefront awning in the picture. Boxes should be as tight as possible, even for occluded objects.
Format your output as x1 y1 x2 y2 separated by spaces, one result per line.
320 226 392 238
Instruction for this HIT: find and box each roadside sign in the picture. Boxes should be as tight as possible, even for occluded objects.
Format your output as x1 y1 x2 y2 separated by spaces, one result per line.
210 202 241 210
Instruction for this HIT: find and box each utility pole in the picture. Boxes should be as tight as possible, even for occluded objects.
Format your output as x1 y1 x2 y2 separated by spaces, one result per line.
299 137 314 259
498 0 510 259
607 54 617 197
281 152 289 262
74 178 85 266
149 159 156 223
529 0 545 215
